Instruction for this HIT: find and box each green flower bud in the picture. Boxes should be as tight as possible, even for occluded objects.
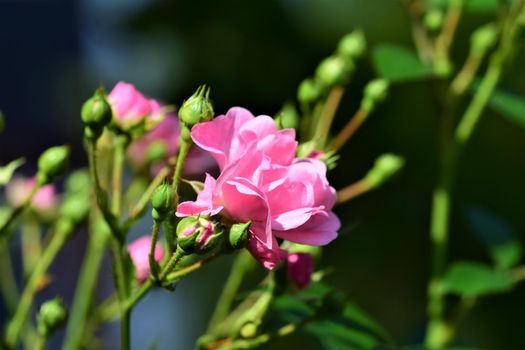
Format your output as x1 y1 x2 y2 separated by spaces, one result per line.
228 221 251 250
471 23 498 55
274 103 299 130
0 110 4 133
65 169 91 194
151 182 176 221
81 89 112 128
37 297 67 337
366 153 405 188
60 194 90 225
315 56 354 87
146 140 168 164
434 58 453 78
176 216 223 254
362 79 389 111
337 30 366 60
179 85 214 127
297 78 322 105
37 146 70 185
424 8 444 32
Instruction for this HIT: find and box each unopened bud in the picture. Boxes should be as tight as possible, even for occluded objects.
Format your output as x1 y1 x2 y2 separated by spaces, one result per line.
362 79 389 111
37 146 70 185
179 85 214 127
315 56 354 87
287 252 314 289
337 30 366 60
151 182 176 221
297 78 322 105
176 217 223 254
471 23 498 55
366 153 405 188
274 103 299 130
81 89 112 128
424 8 444 32
228 221 251 249
37 297 67 337
65 169 90 194
60 194 90 224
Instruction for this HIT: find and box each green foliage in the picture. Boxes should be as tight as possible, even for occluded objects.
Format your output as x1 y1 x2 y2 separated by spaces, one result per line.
442 261 514 297
485 87 525 130
372 44 433 82
432 0 498 13
465 206 522 269
0 158 25 186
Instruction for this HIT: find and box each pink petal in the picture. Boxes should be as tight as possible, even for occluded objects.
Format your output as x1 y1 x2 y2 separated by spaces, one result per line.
274 212 340 246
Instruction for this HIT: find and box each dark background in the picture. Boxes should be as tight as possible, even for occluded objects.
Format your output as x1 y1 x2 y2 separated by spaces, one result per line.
1 0 524 349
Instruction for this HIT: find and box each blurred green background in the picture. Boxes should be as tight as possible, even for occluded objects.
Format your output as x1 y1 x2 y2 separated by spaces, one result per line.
1 0 524 349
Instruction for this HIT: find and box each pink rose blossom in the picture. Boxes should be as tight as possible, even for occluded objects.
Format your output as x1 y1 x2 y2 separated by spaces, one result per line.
108 81 162 128
127 113 216 176
287 252 313 289
127 235 164 283
6 176 57 213
176 107 340 269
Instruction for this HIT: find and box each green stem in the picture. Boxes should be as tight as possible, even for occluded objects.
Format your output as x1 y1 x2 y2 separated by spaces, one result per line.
21 217 41 278
0 239 19 315
34 334 47 350
424 4 523 347
149 220 162 280
87 140 122 242
111 134 128 218
4 219 73 348
207 251 255 332
329 107 370 152
62 217 109 350
0 184 40 239
312 86 345 148
336 178 372 204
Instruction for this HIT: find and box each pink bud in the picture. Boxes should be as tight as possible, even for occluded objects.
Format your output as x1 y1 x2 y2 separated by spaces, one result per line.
287 253 313 289
108 81 161 128
307 150 325 160
127 235 164 283
5 176 57 213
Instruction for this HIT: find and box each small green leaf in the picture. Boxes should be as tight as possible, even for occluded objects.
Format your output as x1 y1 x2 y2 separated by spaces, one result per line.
372 44 433 82
485 87 525 130
465 206 522 268
182 179 205 194
0 158 25 186
442 261 514 297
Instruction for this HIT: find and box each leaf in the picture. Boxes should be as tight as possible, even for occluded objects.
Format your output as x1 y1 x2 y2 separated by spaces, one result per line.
374 346 482 350
432 0 498 12
305 320 379 350
485 87 525 130
465 206 522 268
0 158 25 186
372 44 433 82
442 261 514 297
182 179 205 193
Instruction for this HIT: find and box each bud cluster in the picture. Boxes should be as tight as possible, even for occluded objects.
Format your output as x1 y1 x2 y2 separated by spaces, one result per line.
176 216 223 254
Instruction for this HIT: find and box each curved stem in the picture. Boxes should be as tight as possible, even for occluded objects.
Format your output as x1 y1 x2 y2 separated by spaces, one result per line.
329 108 369 152
149 220 162 280
336 178 372 204
4 220 72 348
